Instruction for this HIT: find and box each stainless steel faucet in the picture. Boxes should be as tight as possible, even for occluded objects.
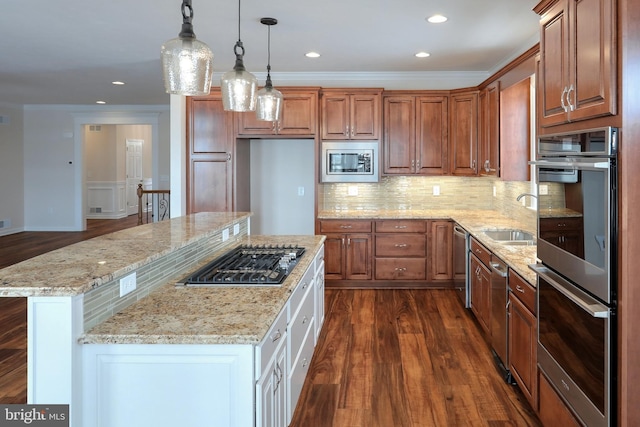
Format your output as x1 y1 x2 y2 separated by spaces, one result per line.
516 193 538 201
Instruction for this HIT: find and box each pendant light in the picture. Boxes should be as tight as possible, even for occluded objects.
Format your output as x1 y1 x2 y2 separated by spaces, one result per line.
161 0 214 96
221 0 258 111
255 18 283 122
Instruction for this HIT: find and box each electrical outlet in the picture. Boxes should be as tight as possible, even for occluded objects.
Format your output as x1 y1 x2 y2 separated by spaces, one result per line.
493 186 497 197
222 228 230 242
119 272 136 297
433 185 440 196
539 184 549 195
233 223 240 235
298 186 305 196
347 186 358 196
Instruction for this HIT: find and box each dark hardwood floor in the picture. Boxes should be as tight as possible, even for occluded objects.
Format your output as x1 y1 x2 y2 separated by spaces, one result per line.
1 218 540 425
0 215 141 404
290 289 541 427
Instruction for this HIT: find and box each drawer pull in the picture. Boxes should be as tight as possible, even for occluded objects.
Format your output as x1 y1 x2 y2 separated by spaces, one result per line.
395 243 408 248
302 282 308 289
394 225 408 229
340 225 353 229
475 248 482 254
270 329 282 343
515 285 525 294
302 358 309 368
394 267 407 272
302 315 308 324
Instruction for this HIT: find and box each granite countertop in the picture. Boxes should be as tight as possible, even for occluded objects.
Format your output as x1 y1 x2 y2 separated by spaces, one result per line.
0 212 251 297
318 209 538 285
80 235 325 345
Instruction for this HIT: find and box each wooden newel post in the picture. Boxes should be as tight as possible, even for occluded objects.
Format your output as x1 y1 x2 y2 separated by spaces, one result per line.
137 184 143 225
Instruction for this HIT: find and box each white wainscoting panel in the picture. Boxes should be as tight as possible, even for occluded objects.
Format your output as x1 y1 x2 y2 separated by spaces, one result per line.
86 181 126 219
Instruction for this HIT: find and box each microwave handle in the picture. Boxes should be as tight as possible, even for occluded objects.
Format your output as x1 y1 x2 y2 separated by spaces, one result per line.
529 264 610 318
529 159 609 169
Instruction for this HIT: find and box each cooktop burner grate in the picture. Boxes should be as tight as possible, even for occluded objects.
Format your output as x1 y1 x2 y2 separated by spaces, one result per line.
176 244 306 286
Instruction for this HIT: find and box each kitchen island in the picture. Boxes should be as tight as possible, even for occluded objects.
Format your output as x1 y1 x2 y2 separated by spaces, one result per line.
0 212 326 427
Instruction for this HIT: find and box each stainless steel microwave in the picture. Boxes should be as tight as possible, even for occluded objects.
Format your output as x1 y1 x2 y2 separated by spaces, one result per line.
321 141 379 183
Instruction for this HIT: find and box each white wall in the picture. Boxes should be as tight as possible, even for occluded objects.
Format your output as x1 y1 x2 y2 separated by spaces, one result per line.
0 104 25 235
249 139 315 235
18 105 169 231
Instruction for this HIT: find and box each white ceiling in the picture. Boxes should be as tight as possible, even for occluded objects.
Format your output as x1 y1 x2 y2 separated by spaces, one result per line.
0 0 541 106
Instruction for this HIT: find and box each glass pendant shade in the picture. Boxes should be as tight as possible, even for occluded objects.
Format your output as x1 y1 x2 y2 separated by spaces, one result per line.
161 37 213 96
220 62 258 111
256 85 283 121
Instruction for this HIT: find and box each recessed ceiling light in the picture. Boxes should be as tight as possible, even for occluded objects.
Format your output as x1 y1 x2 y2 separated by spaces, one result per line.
112 81 125 85
415 52 431 58
427 14 448 23
96 101 106 104
305 51 320 58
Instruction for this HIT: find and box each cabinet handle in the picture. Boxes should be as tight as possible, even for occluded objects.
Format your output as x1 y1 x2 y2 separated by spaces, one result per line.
395 243 408 248
345 126 349 137
416 160 420 170
567 84 575 111
394 267 407 272
475 248 482 254
227 153 231 161
350 126 354 138
302 358 309 368
347 238 351 246
302 281 308 289
272 121 277 133
394 225 408 229
270 329 282 343
342 238 345 246
302 315 308 324
561 86 569 112
515 285 525 294
340 225 353 229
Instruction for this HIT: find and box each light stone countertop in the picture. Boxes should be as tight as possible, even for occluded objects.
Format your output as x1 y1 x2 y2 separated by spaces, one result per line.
80 235 325 345
0 212 251 297
318 209 538 285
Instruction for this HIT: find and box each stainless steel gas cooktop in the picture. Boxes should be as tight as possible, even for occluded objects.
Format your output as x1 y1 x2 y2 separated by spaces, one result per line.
176 244 306 287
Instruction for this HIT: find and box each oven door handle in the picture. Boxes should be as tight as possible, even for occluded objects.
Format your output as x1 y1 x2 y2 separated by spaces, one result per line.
529 159 610 170
529 264 610 318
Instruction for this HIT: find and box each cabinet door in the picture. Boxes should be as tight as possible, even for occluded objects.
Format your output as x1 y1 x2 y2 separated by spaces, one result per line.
237 110 276 135
278 91 318 135
345 234 372 280
479 82 499 176
350 93 380 140
416 96 448 175
568 0 617 122
383 96 415 174
539 0 570 127
449 91 479 175
509 292 537 408
538 371 582 427
186 94 234 213
323 234 345 280
257 337 287 427
321 95 349 139
470 254 491 334
429 220 453 281
499 78 531 181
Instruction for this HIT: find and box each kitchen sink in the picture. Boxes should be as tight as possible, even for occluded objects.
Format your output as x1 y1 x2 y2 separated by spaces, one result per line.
483 229 535 246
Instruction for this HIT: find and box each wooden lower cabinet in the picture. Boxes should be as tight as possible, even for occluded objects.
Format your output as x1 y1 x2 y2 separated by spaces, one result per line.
319 219 453 288
508 270 537 409
319 220 373 281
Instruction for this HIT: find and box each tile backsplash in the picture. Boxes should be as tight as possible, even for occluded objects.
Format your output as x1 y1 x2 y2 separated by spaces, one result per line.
319 175 537 229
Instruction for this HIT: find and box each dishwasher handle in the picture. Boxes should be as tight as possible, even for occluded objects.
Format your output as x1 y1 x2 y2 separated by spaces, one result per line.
490 260 508 278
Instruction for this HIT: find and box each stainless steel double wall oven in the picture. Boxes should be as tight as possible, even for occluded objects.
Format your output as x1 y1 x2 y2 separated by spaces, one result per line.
531 127 617 427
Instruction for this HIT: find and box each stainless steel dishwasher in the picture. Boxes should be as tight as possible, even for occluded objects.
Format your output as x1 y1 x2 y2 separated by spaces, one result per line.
489 254 514 383
453 224 469 308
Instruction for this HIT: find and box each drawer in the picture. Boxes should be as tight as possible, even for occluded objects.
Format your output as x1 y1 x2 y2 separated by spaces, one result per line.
288 323 315 421
289 263 314 313
289 282 315 365
470 237 491 267
375 234 426 257
375 220 427 233
509 270 536 314
256 306 288 378
319 220 372 233
539 217 582 232
374 258 426 280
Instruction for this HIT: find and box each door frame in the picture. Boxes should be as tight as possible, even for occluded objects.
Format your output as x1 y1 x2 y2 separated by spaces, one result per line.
73 110 161 231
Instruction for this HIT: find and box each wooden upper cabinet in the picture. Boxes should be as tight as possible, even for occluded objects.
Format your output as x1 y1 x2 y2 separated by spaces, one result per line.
536 0 617 127
449 90 479 176
237 88 319 137
479 82 500 176
500 77 531 181
382 93 448 175
321 89 382 140
186 92 235 214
